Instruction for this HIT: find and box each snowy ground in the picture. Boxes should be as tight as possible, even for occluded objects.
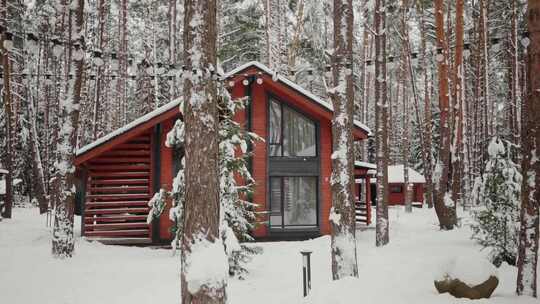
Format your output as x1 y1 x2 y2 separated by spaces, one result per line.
0 207 537 304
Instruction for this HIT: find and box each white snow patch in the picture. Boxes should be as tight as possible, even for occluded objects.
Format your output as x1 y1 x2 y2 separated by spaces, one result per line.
184 234 228 295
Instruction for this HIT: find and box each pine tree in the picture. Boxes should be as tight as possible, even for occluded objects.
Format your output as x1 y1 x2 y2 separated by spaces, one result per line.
471 137 521 266
181 1 226 302
149 89 263 278
516 0 540 296
374 0 389 247
51 0 86 258
329 0 359 279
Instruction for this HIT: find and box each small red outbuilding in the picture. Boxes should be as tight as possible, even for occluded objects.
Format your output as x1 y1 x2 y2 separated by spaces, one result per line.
370 165 426 206
74 62 374 244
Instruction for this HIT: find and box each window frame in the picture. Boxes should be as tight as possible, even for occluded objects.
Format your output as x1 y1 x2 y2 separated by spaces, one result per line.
390 185 403 193
268 176 320 230
267 96 319 159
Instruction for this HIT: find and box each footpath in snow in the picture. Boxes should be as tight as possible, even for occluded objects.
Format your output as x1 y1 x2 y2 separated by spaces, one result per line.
0 207 537 304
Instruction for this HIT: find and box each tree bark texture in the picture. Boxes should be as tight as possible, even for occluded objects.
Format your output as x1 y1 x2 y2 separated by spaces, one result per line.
329 0 359 280
374 0 389 246
433 0 456 230
51 0 85 258
181 0 227 303
516 0 540 297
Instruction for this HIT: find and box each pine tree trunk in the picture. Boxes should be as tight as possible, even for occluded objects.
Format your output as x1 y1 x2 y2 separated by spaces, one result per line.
433 0 456 230
92 0 108 140
181 1 227 303
419 4 434 209
1 0 14 218
51 0 85 258
400 0 412 213
451 0 464 211
374 0 389 246
516 0 540 297
329 0 359 280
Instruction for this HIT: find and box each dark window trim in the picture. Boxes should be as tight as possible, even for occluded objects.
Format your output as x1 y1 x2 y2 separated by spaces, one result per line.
390 185 403 193
267 94 319 159
264 92 323 235
268 176 320 230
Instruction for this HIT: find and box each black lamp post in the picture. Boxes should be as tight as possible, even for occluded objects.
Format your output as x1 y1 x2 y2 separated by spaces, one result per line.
301 250 313 297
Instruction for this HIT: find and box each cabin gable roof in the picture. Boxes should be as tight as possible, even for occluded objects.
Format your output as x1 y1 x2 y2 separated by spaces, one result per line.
75 99 181 165
224 61 372 137
75 61 373 165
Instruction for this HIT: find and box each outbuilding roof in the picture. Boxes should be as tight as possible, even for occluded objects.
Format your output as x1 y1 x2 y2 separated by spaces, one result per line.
370 165 426 184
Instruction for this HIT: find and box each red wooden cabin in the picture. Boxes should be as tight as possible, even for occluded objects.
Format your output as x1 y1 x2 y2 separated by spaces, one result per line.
369 165 425 206
74 62 374 244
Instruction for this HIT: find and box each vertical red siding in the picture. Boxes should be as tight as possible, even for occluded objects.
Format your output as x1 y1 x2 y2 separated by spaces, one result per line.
249 83 268 238
159 119 175 240
319 121 333 235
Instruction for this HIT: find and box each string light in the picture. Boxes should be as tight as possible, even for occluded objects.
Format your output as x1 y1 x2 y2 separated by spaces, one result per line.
521 32 530 47
3 32 13 51
110 53 119 70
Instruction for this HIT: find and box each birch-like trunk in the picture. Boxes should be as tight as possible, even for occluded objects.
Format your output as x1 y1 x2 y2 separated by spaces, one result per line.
374 0 389 246
1 0 14 219
51 0 86 258
329 0 359 280
419 5 434 209
516 1 540 297
181 1 227 303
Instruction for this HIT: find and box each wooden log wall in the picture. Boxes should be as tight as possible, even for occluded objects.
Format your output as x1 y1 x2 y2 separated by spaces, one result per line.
83 132 153 243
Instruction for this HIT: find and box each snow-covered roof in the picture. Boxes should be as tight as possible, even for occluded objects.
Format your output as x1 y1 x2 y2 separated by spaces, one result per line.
0 169 8 174
76 99 182 156
225 61 372 136
371 165 426 184
77 61 372 158
354 161 377 170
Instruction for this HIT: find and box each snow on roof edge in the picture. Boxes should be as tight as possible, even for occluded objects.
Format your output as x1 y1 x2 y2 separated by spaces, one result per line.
76 99 182 156
225 61 372 136
354 161 377 170
0 169 8 174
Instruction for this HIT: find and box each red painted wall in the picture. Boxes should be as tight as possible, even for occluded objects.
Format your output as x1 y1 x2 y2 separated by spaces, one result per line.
388 183 424 205
159 119 175 240
154 70 369 240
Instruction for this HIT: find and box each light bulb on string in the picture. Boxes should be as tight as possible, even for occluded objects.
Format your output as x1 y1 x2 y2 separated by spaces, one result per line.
435 48 444 62
52 38 63 58
3 32 13 51
463 43 471 59
72 43 84 61
26 33 39 54
324 65 332 78
521 33 530 48
491 37 500 52
93 50 104 67
111 53 119 70
307 69 314 82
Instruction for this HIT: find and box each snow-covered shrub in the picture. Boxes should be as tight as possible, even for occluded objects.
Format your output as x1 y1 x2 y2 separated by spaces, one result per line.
470 137 521 266
217 85 263 278
147 189 167 224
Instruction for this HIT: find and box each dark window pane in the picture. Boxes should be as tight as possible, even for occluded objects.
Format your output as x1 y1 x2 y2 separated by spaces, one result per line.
270 177 282 227
283 107 316 157
390 185 403 193
283 177 317 226
269 100 282 145
269 144 281 157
